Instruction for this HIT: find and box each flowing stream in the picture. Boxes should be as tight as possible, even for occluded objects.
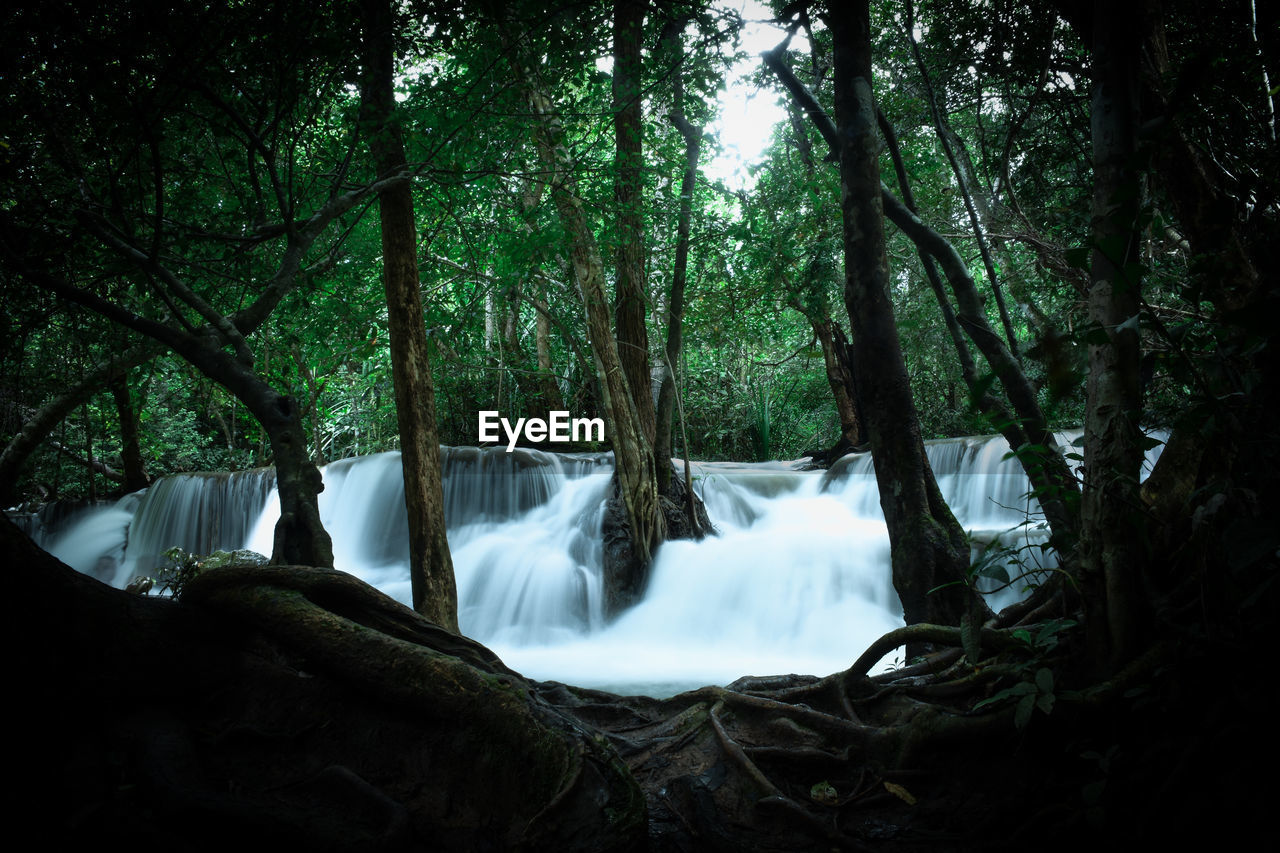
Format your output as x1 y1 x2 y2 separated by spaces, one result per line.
27 433 1162 697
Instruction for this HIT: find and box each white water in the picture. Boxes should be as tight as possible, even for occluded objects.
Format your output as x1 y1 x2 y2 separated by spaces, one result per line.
28 434 1165 697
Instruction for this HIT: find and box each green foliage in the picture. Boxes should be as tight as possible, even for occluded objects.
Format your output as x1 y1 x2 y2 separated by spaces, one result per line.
154 547 202 599
3 0 1260 498
976 666 1057 729
973 618 1077 728
153 546 268 599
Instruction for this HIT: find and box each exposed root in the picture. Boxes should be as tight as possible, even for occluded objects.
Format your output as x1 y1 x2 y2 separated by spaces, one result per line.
15 509 1238 851
708 700 873 851
708 699 781 797
845 622 1027 679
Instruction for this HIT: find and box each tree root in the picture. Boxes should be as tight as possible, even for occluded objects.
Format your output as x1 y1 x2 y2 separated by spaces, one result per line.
845 622 1028 680
13 512 1223 850
11 524 647 853
708 700 874 852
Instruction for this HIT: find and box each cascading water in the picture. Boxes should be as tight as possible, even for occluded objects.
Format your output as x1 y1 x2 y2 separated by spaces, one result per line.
121 469 276 587
37 469 275 588
27 433 1165 697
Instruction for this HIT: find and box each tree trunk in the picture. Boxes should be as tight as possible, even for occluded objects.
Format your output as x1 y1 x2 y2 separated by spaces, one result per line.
109 376 150 493
11 112 395 565
360 0 458 632
1079 0 1148 671
25 264 334 568
506 30 663 606
255 385 334 568
905 0 1020 360
762 40 1079 548
655 23 702 491
534 301 564 413
826 0 976 627
10 516 645 852
612 0 655 446
878 110 1082 552
813 317 864 448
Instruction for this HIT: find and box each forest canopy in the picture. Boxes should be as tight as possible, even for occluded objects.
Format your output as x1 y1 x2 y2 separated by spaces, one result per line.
14 0 1270 499
1 0 1272 495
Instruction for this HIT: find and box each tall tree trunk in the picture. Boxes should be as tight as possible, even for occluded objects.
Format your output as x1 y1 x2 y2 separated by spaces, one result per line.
255 387 333 568
812 317 863 448
762 43 1079 549
360 0 458 632
506 29 663 601
1079 0 1148 670
612 0 655 444
655 17 701 491
109 376 150 493
905 0 1020 360
534 300 564 413
826 0 976 627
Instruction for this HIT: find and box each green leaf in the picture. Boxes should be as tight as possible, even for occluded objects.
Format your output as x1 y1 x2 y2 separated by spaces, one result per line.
1035 667 1054 694
1015 693 1035 729
975 562 1011 584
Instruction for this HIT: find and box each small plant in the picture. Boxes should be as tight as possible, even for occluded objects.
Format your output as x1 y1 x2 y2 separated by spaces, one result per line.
155 546 201 598
152 546 268 599
972 618 1079 728
1011 617 1078 657
931 531 1065 606
975 666 1057 729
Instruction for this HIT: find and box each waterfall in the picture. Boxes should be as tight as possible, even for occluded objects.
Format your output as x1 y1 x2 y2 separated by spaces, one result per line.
30 433 1165 696
122 469 276 587
38 469 274 588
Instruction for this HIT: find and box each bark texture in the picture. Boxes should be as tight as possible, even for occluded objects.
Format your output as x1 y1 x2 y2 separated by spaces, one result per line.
826 0 975 627
1078 0 1148 670
110 376 151 493
813 316 864 449
360 0 458 631
10 516 644 852
507 25 664 598
612 0 656 445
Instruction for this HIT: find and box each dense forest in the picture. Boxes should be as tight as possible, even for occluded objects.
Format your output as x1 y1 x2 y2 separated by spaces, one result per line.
3 0 1278 849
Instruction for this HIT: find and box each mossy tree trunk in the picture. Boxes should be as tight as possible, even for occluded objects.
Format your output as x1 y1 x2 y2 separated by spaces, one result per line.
10 515 644 851
109 375 150 493
1078 0 1149 671
612 0 655 447
825 0 976 627
506 24 664 596
359 0 458 631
